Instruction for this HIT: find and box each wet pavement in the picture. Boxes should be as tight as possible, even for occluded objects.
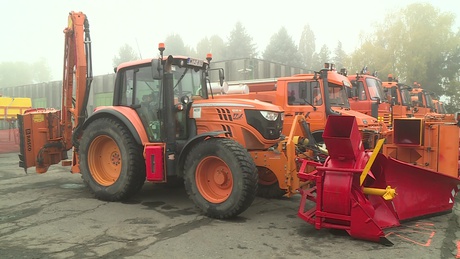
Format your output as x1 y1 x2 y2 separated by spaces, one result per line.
0 151 459 259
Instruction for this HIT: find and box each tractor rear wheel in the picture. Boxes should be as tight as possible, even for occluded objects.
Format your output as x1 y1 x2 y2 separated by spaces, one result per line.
80 118 145 201
256 167 286 199
184 138 257 219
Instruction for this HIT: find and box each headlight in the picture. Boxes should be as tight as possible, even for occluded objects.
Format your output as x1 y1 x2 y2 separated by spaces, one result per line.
260 111 279 121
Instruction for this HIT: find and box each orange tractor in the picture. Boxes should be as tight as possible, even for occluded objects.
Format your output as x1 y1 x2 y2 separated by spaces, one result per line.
18 11 304 219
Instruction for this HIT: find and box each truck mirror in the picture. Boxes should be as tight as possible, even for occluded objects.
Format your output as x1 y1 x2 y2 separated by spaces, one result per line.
151 58 163 80
219 68 224 86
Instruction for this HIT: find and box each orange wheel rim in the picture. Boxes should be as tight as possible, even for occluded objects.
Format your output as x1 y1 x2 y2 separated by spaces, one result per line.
195 156 233 203
88 135 122 186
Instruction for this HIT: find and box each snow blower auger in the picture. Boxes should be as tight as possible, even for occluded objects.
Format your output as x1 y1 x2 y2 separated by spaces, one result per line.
297 115 460 245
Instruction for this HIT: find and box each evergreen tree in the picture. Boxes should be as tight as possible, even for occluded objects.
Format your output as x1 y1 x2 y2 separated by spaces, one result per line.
299 24 316 70
112 44 139 68
333 41 348 70
164 34 191 56
226 22 257 60
262 27 303 67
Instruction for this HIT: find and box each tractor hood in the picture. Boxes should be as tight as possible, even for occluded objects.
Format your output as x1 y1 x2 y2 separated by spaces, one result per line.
192 98 284 113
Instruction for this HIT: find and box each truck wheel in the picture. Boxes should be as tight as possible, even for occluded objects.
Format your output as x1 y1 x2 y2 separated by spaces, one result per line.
80 118 145 201
184 138 257 219
256 167 286 199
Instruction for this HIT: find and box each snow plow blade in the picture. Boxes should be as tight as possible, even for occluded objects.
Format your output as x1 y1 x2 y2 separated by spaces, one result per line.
297 115 460 245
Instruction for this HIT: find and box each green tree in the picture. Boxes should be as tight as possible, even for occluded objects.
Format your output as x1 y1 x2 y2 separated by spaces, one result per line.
112 44 139 68
164 34 195 57
333 41 348 71
262 27 303 67
226 22 257 60
299 24 316 70
196 37 211 60
0 58 52 87
350 3 460 109
196 35 226 61
209 35 226 61
312 44 331 70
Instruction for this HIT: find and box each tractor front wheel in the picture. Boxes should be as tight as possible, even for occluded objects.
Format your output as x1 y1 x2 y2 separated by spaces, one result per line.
184 138 257 219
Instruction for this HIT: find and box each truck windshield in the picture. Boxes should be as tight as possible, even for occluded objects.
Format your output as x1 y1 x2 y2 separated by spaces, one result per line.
400 88 412 106
328 83 350 108
366 78 385 101
424 93 434 109
439 103 447 114
172 66 205 99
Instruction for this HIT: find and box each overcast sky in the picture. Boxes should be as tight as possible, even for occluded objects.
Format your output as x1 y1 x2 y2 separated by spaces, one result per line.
1 0 459 81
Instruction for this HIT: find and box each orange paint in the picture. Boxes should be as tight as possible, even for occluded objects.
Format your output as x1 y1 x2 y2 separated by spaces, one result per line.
456 241 460 258
385 222 436 247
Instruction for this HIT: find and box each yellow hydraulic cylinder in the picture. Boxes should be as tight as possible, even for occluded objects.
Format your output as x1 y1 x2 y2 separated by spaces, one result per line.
363 186 397 200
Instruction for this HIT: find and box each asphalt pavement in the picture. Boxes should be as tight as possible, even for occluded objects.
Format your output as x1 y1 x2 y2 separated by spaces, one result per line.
1 151 459 259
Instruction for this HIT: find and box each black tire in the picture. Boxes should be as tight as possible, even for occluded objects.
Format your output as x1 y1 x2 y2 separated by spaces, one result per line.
183 138 258 219
256 167 286 199
80 117 146 201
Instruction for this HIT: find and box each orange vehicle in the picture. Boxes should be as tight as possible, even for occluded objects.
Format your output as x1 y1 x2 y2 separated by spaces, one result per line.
410 83 436 117
347 70 392 128
381 75 414 120
432 99 456 122
218 64 387 149
18 12 321 218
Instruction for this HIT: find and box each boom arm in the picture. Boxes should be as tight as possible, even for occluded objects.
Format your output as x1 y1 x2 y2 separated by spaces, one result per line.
17 11 92 174
62 11 93 150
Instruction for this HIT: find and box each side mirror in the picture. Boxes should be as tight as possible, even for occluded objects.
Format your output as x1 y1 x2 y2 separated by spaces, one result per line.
151 58 163 80
219 68 224 86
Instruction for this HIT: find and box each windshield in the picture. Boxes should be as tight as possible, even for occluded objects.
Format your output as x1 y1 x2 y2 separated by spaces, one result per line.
424 93 434 109
366 78 385 101
172 66 205 99
440 103 447 114
400 88 412 106
328 83 350 108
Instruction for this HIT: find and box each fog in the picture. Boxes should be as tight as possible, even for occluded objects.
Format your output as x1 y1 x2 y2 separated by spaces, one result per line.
1 0 458 81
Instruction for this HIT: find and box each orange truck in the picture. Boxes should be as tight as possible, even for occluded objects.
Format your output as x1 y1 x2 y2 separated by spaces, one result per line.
217 64 387 149
410 83 437 117
346 72 392 128
432 99 455 123
381 75 414 120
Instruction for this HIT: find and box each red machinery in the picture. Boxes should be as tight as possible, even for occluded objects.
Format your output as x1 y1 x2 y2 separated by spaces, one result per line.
297 115 460 245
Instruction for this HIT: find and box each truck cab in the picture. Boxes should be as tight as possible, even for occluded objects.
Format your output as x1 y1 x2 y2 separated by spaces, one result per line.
217 64 387 149
347 73 392 128
410 83 435 117
381 76 413 120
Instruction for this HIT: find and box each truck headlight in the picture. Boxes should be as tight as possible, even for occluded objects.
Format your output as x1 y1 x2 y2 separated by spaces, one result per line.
260 111 279 121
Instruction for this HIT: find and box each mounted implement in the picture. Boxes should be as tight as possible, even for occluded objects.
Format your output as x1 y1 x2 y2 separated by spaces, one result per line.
297 115 460 245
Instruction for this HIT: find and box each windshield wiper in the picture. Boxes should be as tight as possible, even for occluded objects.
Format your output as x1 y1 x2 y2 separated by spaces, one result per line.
302 99 317 111
174 68 188 89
